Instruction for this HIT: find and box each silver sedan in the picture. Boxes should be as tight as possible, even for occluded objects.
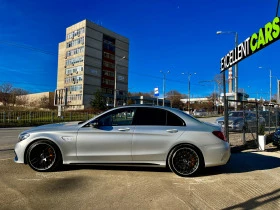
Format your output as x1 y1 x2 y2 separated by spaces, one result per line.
14 105 230 177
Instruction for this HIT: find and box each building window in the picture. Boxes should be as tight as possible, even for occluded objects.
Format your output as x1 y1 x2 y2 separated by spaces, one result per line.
103 52 115 60
66 46 84 57
102 88 113 95
103 35 115 52
66 27 85 40
103 61 114 69
65 56 84 66
90 69 98 75
67 94 82 103
102 78 114 86
64 75 83 84
118 75 125 81
65 66 83 75
103 42 115 52
103 70 114 77
66 37 84 48
69 84 83 92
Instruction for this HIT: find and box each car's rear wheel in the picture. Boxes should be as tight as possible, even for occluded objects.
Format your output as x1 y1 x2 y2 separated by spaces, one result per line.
168 145 203 177
26 140 62 172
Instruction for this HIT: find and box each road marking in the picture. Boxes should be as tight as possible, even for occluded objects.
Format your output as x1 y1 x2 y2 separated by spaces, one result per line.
17 179 42 181
0 158 13 161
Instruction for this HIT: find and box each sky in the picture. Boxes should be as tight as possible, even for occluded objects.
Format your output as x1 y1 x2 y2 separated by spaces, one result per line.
1 0 280 100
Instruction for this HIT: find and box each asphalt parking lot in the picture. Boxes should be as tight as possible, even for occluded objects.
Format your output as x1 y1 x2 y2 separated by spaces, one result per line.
1 123 280 209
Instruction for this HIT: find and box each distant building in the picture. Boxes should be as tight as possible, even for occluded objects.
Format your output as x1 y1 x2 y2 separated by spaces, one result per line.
57 20 129 110
17 92 54 109
180 98 210 104
220 92 249 107
129 96 170 106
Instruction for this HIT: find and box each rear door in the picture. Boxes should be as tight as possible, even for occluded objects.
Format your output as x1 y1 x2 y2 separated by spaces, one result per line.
132 107 185 161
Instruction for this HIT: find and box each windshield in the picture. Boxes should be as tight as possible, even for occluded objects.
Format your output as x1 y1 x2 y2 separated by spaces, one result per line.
228 112 254 118
228 112 245 117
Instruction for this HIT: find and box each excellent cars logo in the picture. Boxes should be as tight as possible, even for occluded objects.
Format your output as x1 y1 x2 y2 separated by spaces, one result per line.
220 16 280 72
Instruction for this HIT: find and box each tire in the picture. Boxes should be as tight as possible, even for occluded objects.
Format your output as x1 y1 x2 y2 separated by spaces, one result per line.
168 145 204 177
26 140 62 172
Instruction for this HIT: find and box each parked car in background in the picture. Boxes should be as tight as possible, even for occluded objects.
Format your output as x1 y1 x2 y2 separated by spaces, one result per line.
272 127 280 148
259 110 280 126
14 105 230 177
215 111 265 132
193 109 207 117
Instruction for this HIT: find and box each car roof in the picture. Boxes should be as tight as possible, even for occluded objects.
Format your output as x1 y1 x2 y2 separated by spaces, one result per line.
82 105 202 126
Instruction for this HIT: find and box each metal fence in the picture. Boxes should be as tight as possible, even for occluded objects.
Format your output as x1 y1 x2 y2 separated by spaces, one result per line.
0 111 96 127
225 100 280 149
258 106 280 133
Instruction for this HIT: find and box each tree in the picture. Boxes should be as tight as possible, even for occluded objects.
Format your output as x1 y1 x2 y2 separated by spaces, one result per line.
11 88 29 106
207 92 220 111
90 89 107 111
214 74 224 96
0 83 13 106
166 90 184 109
128 91 153 97
0 83 30 107
38 95 55 110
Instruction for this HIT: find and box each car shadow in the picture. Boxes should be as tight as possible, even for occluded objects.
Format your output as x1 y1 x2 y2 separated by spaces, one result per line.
60 164 170 174
60 150 280 177
201 150 280 176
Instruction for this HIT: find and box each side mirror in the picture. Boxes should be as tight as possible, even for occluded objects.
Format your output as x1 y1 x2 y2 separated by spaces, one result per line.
90 120 99 128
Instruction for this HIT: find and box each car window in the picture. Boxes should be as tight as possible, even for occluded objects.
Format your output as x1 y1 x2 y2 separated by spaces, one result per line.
133 107 166 125
98 108 136 126
229 112 244 117
167 111 185 126
229 112 238 117
133 107 185 126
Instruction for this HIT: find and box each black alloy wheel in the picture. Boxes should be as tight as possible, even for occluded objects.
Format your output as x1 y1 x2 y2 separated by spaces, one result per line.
27 140 61 172
168 145 203 177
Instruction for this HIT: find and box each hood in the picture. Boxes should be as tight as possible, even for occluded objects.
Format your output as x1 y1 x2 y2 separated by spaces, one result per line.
23 121 82 133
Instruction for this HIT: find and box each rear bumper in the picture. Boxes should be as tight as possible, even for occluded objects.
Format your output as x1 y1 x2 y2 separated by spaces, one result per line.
202 142 231 167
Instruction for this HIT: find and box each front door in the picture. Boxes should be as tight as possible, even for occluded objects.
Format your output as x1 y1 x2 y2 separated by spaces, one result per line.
76 108 136 162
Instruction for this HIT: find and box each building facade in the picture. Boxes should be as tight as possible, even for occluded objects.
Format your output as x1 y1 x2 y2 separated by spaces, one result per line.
57 20 129 110
16 92 54 109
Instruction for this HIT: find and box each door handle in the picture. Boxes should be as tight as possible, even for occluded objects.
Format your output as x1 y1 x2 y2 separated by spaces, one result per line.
118 128 130 131
166 129 178 133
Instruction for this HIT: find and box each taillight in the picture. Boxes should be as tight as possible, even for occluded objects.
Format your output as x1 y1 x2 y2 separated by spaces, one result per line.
212 131 226 141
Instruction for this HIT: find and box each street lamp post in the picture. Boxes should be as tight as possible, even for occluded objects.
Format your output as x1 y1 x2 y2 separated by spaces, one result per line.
182 72 196 113
216 31 238 111
277 78 280 104
160 70 170 106
114 56 126 107
259 67 272 103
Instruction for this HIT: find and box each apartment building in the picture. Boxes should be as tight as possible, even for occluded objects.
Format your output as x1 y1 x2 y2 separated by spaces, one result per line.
57 20 129 110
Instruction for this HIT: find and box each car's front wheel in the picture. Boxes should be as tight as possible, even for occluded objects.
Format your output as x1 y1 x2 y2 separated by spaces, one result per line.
26 140 62 172
168 145 204 177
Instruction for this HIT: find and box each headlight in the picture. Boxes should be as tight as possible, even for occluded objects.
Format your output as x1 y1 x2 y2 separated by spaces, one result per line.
18 133 30 142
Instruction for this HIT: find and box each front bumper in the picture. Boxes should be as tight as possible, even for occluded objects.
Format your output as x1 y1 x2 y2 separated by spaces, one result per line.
228 124 243 131
14 141 26 164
